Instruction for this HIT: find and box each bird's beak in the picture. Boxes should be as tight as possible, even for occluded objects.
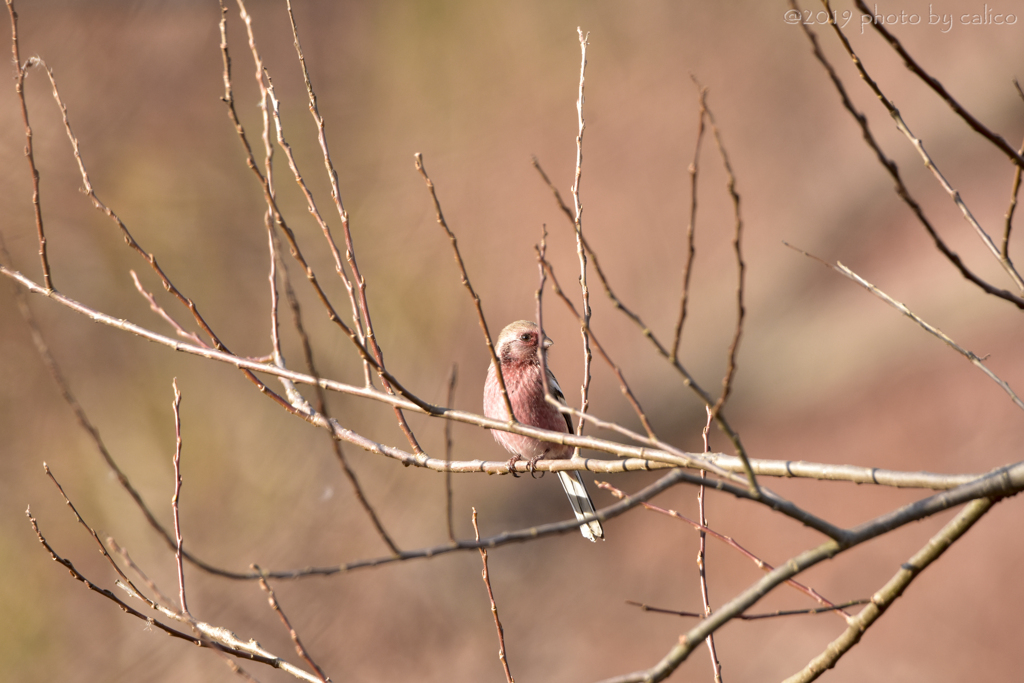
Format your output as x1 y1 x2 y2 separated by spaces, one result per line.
543 337 553 348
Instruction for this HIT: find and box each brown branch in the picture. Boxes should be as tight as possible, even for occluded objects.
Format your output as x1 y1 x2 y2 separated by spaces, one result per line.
472 510 515 683
414 152 514 423
130 271 208 347
572 27 594 438
696 409 722 682
28 505 327 681
151 467 701 581
626 600 869 621
273 2 423 452
170 380 188 616
596 463 1024 683
1002 117 1024 261
0 259 992 489
794 0 1024 308
255 567 331 683
6 0 51 290
444 364 458 542
786 243 1024 413
701 87 746 417
671 84 707 361
220 6 429 452
538 254 659 441
531 162 759 492
851 0 1024 170
783 496 995 682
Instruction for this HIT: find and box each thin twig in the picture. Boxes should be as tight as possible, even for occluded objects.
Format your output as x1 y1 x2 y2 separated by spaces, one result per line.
130 271 207 347
697 408 723 682
42 47 303 417
786 243 1024 413
255 567 331 683
444 364 458 542
626 599 868 621
472 509 515 683
1001 123 1024 260
671 84 707 361
171 380 188 616
804 0 1024 302
539 254 659 440
414 153 514 423
533 156 759 491
6 0 51 290
701 88 746 417
571 27 594 439
218 1 415 427
278 2 425 452
108 537 175 609
851 0 1024 170
783 496 995 683
27 507 326 681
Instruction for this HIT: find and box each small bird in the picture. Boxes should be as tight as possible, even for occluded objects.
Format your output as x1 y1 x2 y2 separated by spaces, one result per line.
483 320 604 541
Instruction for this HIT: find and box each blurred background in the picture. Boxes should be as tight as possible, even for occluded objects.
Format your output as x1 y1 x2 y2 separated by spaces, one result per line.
2 1 1023 681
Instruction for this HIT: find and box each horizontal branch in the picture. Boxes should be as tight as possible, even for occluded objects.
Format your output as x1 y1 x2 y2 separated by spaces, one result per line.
598 460 1024 682
0 262 989 490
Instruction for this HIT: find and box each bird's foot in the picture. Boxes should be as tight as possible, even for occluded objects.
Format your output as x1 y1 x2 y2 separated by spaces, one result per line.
506 454 523 478
527 455 544 479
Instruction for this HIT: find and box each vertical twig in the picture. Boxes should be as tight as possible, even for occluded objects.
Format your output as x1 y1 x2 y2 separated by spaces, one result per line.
6 0 51 290
444 364 458 543
170 379 188 616
255 566 331 683
472 509 514 683
671 83 707 361
280 3 422 452
1001 82 1024 260
535 226 555 403
701 90 746 416
698 407 723 681
572 28 594 442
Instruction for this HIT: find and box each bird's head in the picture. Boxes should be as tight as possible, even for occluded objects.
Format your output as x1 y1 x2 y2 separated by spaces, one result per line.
495 320 552 364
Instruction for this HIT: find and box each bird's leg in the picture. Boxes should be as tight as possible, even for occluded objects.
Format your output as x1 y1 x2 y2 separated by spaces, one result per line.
527 455 544 479
506 453 523 478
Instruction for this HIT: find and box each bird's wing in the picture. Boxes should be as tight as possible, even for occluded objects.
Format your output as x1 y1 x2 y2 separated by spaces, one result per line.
547 370 574 435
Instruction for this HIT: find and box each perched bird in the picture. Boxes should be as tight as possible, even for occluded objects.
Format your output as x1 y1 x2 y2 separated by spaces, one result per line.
483 320 604 541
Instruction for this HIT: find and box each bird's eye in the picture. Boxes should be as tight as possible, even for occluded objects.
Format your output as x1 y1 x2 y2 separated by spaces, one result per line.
520 333 531 342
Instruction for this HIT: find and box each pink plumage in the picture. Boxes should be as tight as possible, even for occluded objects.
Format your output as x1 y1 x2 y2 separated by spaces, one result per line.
483 321 604 541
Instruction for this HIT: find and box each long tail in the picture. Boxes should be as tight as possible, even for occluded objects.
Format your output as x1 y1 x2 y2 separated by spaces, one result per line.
556 470 605 542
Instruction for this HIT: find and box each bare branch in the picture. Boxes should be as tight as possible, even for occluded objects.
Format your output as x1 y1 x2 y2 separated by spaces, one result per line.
472 510 515 683
6 0 51 290
671 84 707 361
783 496 995 682
572 27 594 438
171 380 188 616
786 243 1024 413
794 0 1024 305
255 567 332 683
851 0 1024 170
444 364 458 543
